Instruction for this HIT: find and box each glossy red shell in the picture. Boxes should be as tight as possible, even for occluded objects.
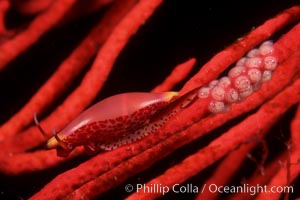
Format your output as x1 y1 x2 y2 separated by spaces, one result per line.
47 92 178 156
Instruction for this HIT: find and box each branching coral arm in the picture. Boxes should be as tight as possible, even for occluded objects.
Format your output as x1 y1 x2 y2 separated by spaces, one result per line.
256 104 300 200
180 6 300 94
126 78 300 200
0 0 77 70
195 141 258 200
151 58 196 93
0 0 162 154
40 24 300 200
0 0 9 34
0 0 137 141
27 6 300 199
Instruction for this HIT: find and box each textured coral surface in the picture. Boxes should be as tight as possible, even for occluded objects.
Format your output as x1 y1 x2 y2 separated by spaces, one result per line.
0 0 299 199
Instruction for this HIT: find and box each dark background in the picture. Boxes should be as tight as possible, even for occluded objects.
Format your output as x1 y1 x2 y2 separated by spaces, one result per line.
0 0 299 199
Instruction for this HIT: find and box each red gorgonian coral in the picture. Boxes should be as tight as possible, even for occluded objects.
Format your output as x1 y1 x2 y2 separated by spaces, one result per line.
0 0 299 199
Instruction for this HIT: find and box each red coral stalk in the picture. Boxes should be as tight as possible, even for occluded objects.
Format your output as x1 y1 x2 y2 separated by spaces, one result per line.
0 0 77 70
256 104 300 200
60 0 116 25
11 0 54 15
227 152 287 200
181 5 300 94
0 0 9 34
151 58 196 93
0 0 137 141
0 2 300 200
0 147 83 175
127 77 300 200
0 0 153 153
27 6 300 199
0 59 195 175
0 52 194 173
195 141 258 200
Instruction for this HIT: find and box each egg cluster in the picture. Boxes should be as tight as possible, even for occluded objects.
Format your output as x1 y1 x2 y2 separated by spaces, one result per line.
198 41 278 113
